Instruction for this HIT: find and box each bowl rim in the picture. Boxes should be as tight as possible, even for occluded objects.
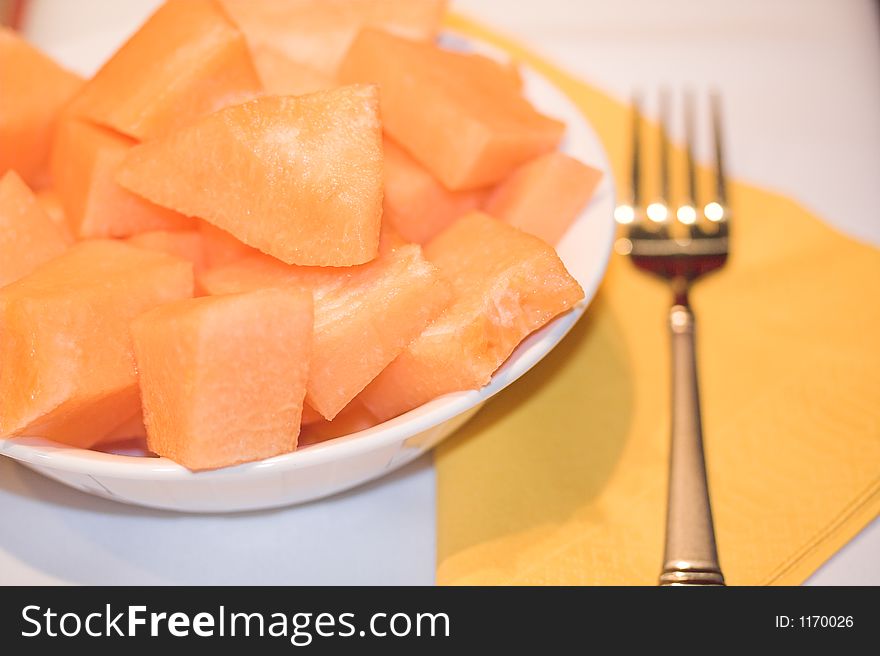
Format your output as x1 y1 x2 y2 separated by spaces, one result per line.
0 30 617 482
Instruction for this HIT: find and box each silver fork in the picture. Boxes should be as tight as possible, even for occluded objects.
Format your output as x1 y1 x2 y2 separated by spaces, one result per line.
615 91 729 586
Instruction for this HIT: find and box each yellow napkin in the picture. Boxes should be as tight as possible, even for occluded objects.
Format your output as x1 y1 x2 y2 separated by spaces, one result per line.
436 15 880 586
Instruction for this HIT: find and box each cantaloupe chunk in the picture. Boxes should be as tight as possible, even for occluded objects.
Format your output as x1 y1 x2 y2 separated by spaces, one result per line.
118 86 383 266
383 138 489 244
200 238 451 419
299 400 380 447
360 212 584 421
199 221 258 269
0 171 70 288
434 47 525 96
0 28 82 188
35 189 72 239
250 45 335 96
486 152 603 245
127 230 207 278
66 0 261 140
51 118 196 238
0 240 194 447
131 288 313 471
339 29 564 190
104 410 148 442
219 0 445 77
301 403 324 426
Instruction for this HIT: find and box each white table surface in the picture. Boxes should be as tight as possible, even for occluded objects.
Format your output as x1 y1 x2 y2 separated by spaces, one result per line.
1 0 877 585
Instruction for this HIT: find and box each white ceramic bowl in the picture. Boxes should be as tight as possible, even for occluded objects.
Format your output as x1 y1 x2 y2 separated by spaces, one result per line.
0 33 616 512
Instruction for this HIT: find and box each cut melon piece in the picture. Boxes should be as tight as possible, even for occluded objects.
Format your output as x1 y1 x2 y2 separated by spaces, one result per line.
299 400 379 447
0 171 70 288
104 410 148 442
383 138 489 244
118 86 383 266
51 118 196 238
219 0 445 77
250 45 335 96
486 152 603 245
301 403 325 426
66 0 261 140
199 221 259 269
0 240 194 447
127 230 208 278
0 28 83 188
35 189 72 239
339 29 564 190
437 47 524 96
131 288 313 471
360 212 584 421
201 238 451 419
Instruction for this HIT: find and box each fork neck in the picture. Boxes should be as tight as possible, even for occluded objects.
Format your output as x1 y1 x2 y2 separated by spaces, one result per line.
672 276 690 307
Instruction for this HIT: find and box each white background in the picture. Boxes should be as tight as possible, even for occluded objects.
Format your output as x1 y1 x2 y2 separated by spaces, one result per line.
1 0 877 584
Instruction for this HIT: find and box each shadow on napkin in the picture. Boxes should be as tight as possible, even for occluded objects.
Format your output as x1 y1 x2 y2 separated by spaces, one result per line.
437 295 635 565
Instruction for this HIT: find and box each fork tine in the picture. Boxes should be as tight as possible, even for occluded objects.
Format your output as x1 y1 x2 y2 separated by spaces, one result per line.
683 90 697 207
710 91 728 210
645 90 671 227
676 90 700 233
631 92 643 211
658 88 671 206
615 93 642 227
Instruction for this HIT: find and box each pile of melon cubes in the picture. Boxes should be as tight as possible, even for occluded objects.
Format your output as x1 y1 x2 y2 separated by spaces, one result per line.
0 0 601 470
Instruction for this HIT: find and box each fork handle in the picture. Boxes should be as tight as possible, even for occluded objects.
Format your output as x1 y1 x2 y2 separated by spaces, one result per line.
660 304 725 586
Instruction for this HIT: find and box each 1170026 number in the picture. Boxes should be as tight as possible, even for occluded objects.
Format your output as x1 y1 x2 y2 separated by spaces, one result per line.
799 616 853 628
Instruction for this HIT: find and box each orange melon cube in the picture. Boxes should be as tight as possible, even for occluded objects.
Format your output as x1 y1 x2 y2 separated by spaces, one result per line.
0 171 70 288
118 86 383 266
126 230 208 278
299 400 380 447
301 403 324 426
250 45 335 96
486 152 603 245
360 212 584 421
0 240 194 447
66 0 261 140
0 28 82 188
339 29 564 190
51 118 196 238
437 47 525 96
199 221 259 269
131 288 313 470
200 239 451 419
35 189 73 239
104 410 148 442
383 138 489 244
219 0 445 77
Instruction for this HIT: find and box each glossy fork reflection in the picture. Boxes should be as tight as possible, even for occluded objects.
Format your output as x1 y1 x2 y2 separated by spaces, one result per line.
616 92 730 586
